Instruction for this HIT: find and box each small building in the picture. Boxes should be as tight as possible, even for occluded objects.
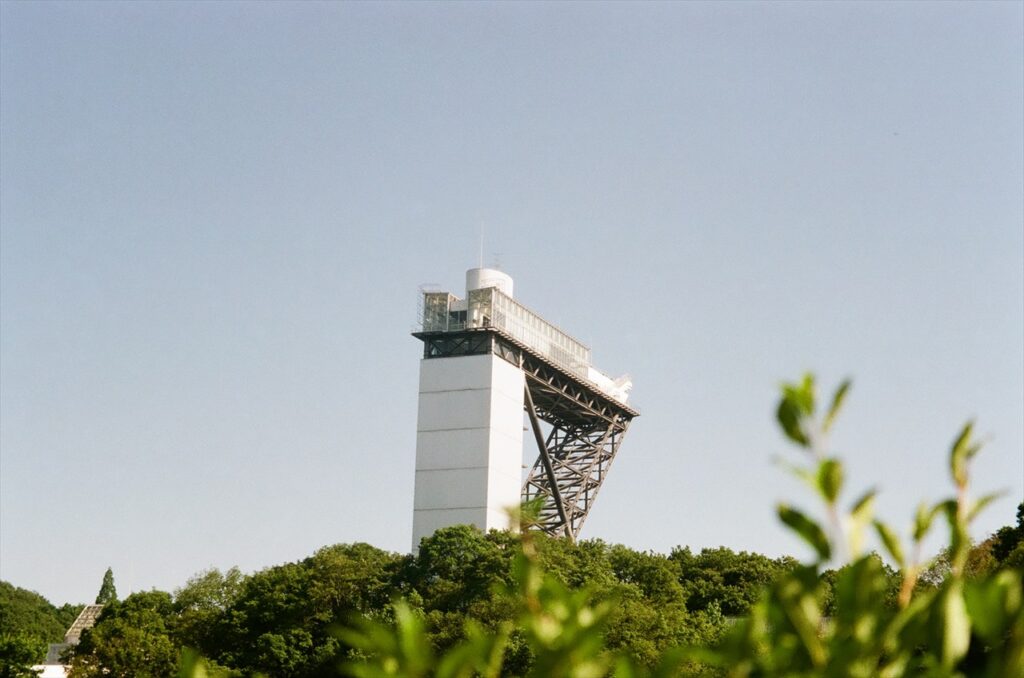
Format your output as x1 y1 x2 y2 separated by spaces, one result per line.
32 604 104 678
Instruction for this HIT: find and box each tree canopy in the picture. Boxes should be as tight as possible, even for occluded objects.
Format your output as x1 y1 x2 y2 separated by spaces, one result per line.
95 568 117 606
5 494 1021 677
0 581 82 672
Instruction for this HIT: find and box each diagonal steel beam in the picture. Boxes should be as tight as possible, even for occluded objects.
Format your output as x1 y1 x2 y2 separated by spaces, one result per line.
524 385 573 540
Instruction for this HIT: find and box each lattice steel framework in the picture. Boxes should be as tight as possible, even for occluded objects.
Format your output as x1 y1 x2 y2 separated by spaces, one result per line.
413 328 638 541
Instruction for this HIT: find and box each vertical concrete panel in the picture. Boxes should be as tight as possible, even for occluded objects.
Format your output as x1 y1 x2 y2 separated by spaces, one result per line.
412 353 525 550
486 358 525 522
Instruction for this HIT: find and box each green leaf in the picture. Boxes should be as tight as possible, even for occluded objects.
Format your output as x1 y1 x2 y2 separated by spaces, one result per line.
777 398 809 447
787 374 817 416
798 373 816 409
967 491 1004 523
774 457 818 492
848 489 876 556
936 498 970 573
775 566 826 667
177 650 208 678
850 489 877 520
949 421 981 488
816 458 843 504
778 504 831 561
873 520 905 568
436 620 509 678
963 575 1019 643
777 374 817 447
913 502 940 543
940 581 971 668
823 379 851 433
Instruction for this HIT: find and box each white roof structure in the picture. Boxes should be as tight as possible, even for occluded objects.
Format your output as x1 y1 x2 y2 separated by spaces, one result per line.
418 269 632 403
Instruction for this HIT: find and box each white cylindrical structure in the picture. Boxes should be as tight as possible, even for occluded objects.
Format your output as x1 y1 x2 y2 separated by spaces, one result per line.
466 268 513 298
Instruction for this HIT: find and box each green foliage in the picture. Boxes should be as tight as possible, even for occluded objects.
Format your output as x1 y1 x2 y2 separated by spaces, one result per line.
510 538 613 677
69 590 179 678
96 567 117 605
818 552 901 617
0 583 80 641
669 547 796 617
776 373 817 446
0 581 81 667
340 373 1024 677
14 371 1024 677
215 562 328 676
691 376 1024 676
0 632 46 678
338 601 441 677
341 532 617 678
175 649 243 678
208 543 400 677
603 545 721 664
172 568 245 655
778 504 832 562
992 502 1024 569
404 525 514 615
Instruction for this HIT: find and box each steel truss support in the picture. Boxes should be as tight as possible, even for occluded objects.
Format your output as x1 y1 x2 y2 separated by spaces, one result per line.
521 393 628 541
523 386 573 539
413 328 638 541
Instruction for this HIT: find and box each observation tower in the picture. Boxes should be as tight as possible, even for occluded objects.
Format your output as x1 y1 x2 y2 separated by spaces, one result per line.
411 268 638 549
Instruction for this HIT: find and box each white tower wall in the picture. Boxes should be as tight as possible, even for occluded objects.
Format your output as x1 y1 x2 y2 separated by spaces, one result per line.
411 353 525 549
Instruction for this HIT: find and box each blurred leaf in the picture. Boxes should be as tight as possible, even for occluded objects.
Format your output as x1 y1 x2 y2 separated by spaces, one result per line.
816 458 843 504
873 521 905 569
949 421 981 488
964 575 1015 643
785 373 817 415
435 620 508 678
776 566 826 667
850 489 876 521
177 649 208 678
338 601 434 678
777 398 809 447
848 489 876 556
937 499 971 574
967 491 1004 523
646 646 696 678
881 589 935 661
611 656 639 678
937 499 959 525
913 502 941 543
777 374 816 447
940 581 970 668
822 379 851 434
778 504 831 561
774 457 817 492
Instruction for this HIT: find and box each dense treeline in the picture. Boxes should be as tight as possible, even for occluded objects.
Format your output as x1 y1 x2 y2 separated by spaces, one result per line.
2 505 1020 677
0 582 82 642
0 581 82 675
63 531 796 676
0 531 801 675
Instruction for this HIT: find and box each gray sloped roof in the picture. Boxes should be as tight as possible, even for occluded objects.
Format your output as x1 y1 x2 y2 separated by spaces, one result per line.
64 604 104 644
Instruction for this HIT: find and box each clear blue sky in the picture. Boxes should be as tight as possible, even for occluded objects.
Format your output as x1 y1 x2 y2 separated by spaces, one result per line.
2 1 1021 606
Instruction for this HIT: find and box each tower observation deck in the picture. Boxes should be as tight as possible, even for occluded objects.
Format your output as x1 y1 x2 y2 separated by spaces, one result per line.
411 268 638 547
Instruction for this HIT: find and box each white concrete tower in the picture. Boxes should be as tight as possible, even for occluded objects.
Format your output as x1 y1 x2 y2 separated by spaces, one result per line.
411 269 524 549
411 268 638 550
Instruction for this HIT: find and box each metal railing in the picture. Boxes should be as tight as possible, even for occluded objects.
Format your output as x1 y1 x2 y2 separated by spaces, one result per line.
418 288 592 379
